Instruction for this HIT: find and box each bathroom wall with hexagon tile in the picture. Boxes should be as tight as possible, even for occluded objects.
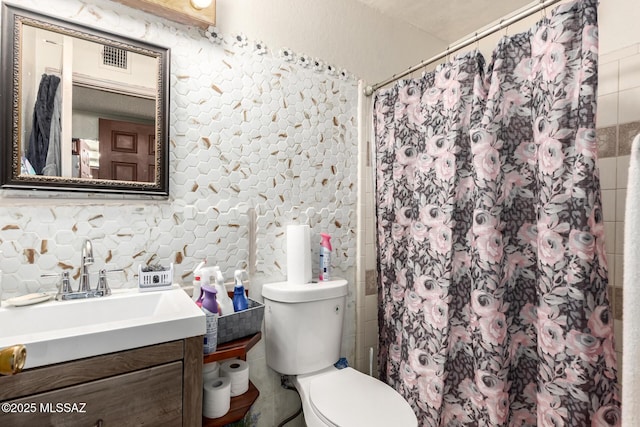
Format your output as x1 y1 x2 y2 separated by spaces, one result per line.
0 1 358 425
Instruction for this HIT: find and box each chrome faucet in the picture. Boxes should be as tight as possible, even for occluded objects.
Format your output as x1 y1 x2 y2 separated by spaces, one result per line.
45 238 120 301
78 238 94 292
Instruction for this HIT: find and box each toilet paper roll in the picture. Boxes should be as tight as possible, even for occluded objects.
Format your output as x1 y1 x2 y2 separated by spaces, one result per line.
203 361 220 381
203 376 231 419
220 359 250 397
287 224 312 285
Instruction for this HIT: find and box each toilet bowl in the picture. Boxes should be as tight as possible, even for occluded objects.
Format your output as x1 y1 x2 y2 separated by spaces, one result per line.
262 278 417 427
294 366 417 427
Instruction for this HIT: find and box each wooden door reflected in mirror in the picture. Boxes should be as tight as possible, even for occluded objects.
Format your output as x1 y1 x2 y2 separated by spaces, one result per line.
98 119 156 183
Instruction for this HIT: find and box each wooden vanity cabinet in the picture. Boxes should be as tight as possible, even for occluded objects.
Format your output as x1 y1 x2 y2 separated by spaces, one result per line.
0 336 203 427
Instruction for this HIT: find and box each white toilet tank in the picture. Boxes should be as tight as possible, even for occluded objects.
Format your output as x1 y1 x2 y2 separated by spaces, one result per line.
262 279 348 375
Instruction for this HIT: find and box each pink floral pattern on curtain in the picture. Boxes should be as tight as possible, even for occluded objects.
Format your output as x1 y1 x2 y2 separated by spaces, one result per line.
373 0 620 425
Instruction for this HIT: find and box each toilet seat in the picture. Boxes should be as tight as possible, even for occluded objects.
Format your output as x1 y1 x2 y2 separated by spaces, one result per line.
308 367 417 427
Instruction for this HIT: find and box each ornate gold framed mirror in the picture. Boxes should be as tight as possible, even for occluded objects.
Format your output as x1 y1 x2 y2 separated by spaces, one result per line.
0 4 170 196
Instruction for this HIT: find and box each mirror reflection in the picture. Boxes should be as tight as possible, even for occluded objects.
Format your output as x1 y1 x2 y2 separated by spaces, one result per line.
1 4 170 196
21 25 157 181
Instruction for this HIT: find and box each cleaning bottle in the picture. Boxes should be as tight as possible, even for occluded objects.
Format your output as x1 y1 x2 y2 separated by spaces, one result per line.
213 266 233 315
193 273 203 307
319 233 332 281
201 285 219 354
193 260 206 306
198 266 217 310
232 270 249 312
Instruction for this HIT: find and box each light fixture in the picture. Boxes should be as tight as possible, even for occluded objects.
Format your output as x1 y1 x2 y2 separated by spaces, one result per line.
190 0 212 10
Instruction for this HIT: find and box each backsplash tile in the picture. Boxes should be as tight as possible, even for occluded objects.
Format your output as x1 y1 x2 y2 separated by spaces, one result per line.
614 286 623 321
597 126 618 158
618 121 640 155
0 0 359 297
365 269 377 296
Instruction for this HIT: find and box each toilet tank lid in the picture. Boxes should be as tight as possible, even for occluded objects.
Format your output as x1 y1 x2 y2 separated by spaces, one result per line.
262 278 348 303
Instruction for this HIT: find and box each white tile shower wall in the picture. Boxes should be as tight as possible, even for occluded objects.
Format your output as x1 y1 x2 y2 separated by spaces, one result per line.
596 42 640 385
0 1 358 425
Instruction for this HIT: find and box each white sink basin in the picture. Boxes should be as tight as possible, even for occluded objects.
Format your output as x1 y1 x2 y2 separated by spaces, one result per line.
0 286 205 369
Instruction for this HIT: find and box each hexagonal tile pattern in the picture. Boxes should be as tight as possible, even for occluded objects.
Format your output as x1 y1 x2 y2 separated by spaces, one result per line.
0 0 358 301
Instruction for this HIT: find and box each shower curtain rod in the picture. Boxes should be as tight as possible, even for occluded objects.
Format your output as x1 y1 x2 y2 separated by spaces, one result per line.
363 0 564 96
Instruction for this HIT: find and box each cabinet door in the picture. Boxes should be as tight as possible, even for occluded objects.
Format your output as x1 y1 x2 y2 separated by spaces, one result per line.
1 362 183 427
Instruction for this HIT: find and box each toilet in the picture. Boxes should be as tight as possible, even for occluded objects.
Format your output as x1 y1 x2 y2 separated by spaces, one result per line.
262 278 417 427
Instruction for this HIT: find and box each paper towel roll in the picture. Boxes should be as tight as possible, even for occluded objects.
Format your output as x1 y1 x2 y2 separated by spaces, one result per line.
203 361 220 381
203 377 231 419
220 359 250 397
287 224 312 285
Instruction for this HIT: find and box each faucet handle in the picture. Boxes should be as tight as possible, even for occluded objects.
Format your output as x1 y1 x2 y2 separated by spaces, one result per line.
43 272 72 301
96 269 122 296
60 271 72 294
97 270 111 296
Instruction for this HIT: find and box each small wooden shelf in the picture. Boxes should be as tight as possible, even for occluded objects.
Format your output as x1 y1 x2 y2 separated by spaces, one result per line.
202 381 260 427
202 332 262 426
203 332 261 363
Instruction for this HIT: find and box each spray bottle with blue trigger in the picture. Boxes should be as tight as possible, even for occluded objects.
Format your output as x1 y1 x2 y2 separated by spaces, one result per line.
232 269 249 312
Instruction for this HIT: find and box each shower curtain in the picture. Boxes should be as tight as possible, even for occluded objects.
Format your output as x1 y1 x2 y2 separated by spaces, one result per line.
373 0 620 426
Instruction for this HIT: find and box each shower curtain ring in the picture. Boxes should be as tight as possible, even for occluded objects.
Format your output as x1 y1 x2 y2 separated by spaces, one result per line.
499 19 508 37
540 0 548 18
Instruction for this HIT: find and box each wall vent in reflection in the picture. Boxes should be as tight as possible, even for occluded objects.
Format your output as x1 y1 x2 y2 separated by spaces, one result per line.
102 45 128 69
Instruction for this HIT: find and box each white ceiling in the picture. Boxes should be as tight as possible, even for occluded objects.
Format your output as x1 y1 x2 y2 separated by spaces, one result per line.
351 0 534 44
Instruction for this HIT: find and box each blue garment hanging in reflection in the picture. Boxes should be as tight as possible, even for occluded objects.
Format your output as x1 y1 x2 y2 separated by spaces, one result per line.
26 73 60 175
